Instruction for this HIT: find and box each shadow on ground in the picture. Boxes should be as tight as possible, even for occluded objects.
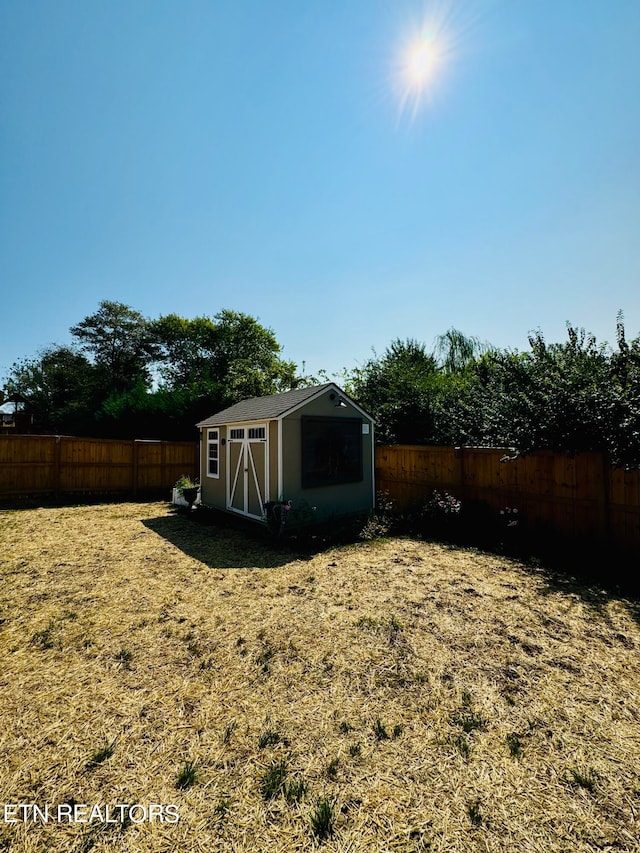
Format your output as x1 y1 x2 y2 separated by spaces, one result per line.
445 529 640 628
142 506 320 570
526 539 640 628
144 504 640 627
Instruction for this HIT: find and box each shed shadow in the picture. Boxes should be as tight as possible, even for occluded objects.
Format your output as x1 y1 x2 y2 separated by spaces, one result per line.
142 507 314 570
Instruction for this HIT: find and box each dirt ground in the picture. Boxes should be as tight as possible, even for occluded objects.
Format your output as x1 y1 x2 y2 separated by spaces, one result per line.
0 501 639 852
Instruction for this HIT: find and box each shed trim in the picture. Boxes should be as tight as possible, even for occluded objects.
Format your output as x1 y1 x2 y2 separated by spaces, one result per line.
277 417 283 501
371 421 376 507
275 383 373 422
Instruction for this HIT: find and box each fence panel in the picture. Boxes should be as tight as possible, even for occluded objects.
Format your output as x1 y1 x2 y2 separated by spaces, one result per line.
0 435 199 498
609 468 640 552
59 438 134 492
375 445 640 553
0 435 58 495
135 441 163 490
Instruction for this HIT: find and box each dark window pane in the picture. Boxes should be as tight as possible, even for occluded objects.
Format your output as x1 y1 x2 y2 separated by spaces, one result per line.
301 417 362 488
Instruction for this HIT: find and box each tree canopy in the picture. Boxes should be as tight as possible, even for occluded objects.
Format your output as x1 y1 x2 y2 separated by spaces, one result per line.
70 300 161 395
345 320 640 467
3 301 299 439
3 305 639 466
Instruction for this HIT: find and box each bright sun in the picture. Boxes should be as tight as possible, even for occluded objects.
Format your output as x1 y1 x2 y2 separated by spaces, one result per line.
390 2 483 125
390 2 463 126
392 25 447 125
406 38 438 86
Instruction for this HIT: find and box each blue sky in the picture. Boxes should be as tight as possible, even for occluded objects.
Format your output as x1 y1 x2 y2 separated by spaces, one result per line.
1 0 639 383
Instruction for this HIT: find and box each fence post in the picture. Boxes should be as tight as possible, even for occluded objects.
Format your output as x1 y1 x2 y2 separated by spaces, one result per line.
53 436 62 498
132 440 139 495
601 451 612 550
454 446 465 500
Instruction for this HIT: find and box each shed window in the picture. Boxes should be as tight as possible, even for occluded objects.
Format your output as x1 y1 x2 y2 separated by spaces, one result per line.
207 429 219 478
229 428 245 440
248 427 266 440
301 417 362 488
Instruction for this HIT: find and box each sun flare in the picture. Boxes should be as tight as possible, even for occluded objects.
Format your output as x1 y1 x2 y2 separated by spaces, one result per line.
406 37 439 86
389 1 471 126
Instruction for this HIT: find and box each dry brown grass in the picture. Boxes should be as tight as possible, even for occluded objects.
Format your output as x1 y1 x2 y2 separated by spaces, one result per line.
0 501 639 852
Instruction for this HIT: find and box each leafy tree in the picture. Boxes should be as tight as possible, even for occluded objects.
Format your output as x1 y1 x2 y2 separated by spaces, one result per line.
346 339 439 444
70 300 160 394
348 319 640 466
473 326 614 454
3 302 303 439
98 381 200 440
3 345 96 433
148 314 219 390
434 328 487 373
98 309 299 439
151 309 297 404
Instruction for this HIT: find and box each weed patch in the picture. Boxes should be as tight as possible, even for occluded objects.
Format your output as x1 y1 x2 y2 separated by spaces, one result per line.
260 759 288 800
86 738 117 769
309 796 336 841
175 760 198 789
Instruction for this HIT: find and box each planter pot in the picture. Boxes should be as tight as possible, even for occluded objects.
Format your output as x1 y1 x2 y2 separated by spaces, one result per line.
172 488 188 507
181 486 199 509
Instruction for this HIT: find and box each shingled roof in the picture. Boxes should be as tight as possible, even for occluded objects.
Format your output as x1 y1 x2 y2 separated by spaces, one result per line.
196 383 338 428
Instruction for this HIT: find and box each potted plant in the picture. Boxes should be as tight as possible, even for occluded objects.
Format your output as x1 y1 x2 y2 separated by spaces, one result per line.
174 475 200 510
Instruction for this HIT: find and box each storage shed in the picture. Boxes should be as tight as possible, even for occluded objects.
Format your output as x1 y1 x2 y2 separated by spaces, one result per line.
196 383 375 524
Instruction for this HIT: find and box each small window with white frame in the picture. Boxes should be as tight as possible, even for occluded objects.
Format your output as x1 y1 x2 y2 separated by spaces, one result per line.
207 429 219 478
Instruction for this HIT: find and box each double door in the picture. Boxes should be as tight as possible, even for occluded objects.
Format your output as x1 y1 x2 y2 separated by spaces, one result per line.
226 425 267 519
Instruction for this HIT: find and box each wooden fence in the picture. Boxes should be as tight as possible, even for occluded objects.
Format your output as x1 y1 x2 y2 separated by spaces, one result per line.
375 445 640 553
0 435 199 499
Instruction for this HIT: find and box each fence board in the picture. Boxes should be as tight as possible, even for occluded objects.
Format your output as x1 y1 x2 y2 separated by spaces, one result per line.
376 445 640 553
0 435 198 498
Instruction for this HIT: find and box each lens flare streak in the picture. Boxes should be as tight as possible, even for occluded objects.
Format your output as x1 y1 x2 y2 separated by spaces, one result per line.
390 1 476 126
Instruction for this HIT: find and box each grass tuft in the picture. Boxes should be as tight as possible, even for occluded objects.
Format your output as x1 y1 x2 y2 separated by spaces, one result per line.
309 796 336 841
175 760 198 789
389 614 404 633
255 643 276 674
453 733 471 758
467 800 483 826
373 719 389 741
31 623 55 650
86 738 117 769
451 709 486 734
506 732 523 758
568 767 599 791
222 720 237 745
283 778 308 804
213 797 232 820
115 648 133 669
260 759 288 800
326 757 340 780
355 615 382 630
258 729 281 749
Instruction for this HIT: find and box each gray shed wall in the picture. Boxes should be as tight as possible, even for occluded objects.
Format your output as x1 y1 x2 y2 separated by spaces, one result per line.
281 392 374 522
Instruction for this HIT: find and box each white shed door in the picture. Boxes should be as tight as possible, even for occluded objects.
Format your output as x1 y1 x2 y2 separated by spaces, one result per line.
226 426 267 519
